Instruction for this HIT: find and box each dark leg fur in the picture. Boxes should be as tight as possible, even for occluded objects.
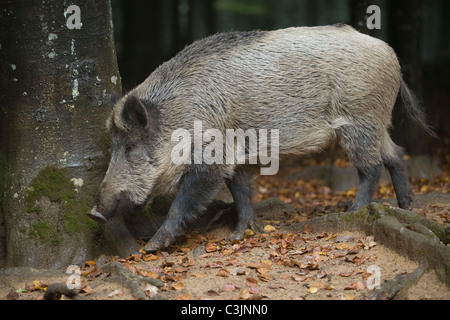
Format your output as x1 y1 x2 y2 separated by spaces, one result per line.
339 125 385 211
384 151 412 210
144 166 223 252
349 163 384 211
225 169 260 240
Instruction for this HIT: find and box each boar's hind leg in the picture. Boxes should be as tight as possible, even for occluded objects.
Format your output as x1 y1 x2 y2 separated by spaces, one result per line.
341 126 384 212
144 167 223 252
382 138 412 210
349 164 384 211
225 169 260 240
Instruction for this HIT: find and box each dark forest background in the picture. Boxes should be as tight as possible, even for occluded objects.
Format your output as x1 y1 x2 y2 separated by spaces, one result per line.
111 0 450 156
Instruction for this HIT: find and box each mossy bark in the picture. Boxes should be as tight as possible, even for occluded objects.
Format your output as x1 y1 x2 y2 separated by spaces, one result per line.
0 0 121 268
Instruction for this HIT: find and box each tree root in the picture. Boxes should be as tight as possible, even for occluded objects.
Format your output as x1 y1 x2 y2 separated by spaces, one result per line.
369 259 428 300
98 260 165 300
44 283 85 300
286 202 450 287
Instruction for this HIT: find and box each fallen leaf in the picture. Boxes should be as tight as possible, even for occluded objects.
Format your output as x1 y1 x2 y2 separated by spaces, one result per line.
307 287 318 294
292 274 309 282
246 277 258 286
205 243 218 252
172 282 185 291
221 249 234 255
6 290 19 300
344 281 365 291
257 267 270 275
223 284 239 292
248 285 261 294
244 229 255 238
84 260 96 267
362 272 373 281
192 273 206 278
206 290 219 297
216 269 230 277
258 273 271 282
130 253 142 261
239 288 251 300
339 271 356 277
176 293 191 300
205 261 224 268
302 224 313 234
264 225 277 233
229 267 246 276
80 285 93 295
336 243 349 250
178 256 194 267
316 270 328 279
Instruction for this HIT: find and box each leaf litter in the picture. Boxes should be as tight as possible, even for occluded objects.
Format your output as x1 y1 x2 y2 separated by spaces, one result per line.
2 155 449 300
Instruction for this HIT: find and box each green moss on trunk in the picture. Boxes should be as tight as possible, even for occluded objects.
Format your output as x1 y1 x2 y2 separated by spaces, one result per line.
26 166 99 237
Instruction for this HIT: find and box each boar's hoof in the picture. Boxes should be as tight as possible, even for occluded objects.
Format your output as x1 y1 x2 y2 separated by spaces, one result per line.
228 220 262 241
88 207 107 224
143 240 166 253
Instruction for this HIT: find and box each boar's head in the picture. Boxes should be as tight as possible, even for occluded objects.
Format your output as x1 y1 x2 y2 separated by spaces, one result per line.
89 94 161 224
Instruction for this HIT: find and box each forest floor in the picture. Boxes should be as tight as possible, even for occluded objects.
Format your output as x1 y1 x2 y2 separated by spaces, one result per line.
1 152 449 301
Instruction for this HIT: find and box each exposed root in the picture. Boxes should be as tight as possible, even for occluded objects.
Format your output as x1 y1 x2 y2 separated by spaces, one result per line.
44 283 85 300
99 260 165 299
369 259 428 300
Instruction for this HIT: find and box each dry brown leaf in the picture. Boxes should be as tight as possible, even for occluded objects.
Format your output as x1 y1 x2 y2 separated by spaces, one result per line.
176 293 191 300
229 267 246 276
248 285 261 294
307 287 318 294
302 224 313 234
80 285 93 295
205 243 218 252
239 288 251 300
258 273 271 282
216 269 230 277
172 282 185 291
84 260 96 267
192 273 206 278
143 253 159 261
246 277 258 286
223 284 239 292
123 263 137 274
244 229 255 238
292 274 309 282
264 225 277 233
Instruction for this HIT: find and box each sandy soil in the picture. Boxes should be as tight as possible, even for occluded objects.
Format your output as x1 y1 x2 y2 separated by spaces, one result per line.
1 216 449 300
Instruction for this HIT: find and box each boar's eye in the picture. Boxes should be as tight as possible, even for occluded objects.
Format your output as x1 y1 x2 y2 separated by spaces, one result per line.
124 143 135 153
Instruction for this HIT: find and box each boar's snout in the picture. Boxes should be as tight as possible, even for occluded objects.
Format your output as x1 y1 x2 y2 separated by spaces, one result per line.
88 206 107 224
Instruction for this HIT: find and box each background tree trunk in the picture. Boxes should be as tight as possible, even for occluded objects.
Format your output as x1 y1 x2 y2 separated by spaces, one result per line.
0 0 122 268
388 0 427 155
350 0 373 34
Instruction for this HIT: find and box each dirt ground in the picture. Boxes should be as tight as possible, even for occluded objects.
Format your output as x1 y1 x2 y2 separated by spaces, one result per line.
1 155 449 301
1 193 449 301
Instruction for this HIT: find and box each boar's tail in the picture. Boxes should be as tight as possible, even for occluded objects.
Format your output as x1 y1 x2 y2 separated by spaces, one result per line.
399 77 437 138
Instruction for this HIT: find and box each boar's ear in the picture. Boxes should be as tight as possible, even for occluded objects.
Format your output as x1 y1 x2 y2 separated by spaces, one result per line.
121 94 149 130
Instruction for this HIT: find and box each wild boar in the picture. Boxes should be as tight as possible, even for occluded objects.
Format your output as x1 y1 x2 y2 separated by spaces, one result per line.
88 24 433 251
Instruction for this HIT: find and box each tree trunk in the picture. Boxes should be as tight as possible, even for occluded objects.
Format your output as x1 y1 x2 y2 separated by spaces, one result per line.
350 0 373 34
388 0 427 155
0 0 122 268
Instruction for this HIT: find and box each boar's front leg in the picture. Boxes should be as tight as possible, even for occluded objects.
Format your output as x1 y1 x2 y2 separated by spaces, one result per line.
225 168 261 240
144 166 223 252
